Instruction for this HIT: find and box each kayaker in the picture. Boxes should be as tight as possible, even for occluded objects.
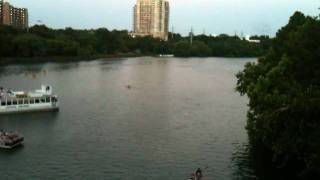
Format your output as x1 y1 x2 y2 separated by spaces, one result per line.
195 168 202 179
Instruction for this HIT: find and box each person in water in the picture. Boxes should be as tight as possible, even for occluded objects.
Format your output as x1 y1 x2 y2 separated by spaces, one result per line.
196 168 203 179
189 168 203 180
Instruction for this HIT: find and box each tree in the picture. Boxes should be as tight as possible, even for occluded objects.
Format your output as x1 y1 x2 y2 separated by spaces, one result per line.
236 12 320 177
173 40 192 57
29 25 54 39
12 34 45 57
191 41 211 57
0 24 270 59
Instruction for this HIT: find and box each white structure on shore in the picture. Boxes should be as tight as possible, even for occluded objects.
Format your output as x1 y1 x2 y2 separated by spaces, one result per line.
245 35 261 43
132 0 170 41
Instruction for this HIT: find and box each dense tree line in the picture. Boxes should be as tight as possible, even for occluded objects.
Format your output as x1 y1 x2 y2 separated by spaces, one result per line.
236 12 320 178
173 34 271 57
0 25 165 58
0 24 270 61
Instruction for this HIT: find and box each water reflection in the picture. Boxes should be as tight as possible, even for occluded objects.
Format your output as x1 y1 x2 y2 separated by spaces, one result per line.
231 139 302 180
0 62 81 78
0 112 59 130
0 144 25 155
232 142 258 180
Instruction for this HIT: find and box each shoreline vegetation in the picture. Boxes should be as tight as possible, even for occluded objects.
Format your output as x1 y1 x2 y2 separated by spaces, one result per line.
236 11 320 179
0 24 271 65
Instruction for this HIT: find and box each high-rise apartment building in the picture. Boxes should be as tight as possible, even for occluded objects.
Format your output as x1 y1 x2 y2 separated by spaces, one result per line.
133 0 169 41
0 0 28 29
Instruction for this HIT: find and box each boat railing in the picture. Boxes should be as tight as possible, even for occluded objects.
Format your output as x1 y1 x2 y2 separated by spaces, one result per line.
0 95 58 107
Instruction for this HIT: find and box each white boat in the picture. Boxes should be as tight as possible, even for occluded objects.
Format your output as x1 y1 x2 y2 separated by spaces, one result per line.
159 54 174 57
0 85 59 114
0 131 24 149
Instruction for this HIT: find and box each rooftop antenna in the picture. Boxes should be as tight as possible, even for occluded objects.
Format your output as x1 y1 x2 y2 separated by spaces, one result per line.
171 26 174 39
190 27 194 46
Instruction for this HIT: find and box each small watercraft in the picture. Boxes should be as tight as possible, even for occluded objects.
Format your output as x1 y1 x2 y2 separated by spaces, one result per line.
158 54 174 57
0 130 24 149
0 85 59 114
188 168 203 180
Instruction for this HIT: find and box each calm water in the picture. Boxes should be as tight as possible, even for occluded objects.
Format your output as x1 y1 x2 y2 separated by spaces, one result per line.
0 57 257 180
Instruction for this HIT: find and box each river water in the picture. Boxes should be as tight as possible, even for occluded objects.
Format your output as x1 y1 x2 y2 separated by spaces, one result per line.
0 57 257 180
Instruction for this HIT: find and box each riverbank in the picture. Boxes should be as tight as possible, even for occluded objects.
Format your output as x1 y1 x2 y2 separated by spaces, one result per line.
0 53 142 66
0 54 261 66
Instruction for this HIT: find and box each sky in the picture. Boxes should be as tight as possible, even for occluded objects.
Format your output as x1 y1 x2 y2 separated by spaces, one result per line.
8 0 320 36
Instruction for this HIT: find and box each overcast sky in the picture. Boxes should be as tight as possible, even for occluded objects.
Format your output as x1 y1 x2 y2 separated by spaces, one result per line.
8 0 320 36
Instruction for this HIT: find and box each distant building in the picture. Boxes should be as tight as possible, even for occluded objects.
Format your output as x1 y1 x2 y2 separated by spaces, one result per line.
0 0 28 29
132 0 169 41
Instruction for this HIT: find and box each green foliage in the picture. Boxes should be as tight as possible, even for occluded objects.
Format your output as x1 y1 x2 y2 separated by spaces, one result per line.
0 25 167 59
12 34 46 57
191 41 212 57
172 34 269 57
0 24 270 60
236 11 320 174
174 40 192 57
